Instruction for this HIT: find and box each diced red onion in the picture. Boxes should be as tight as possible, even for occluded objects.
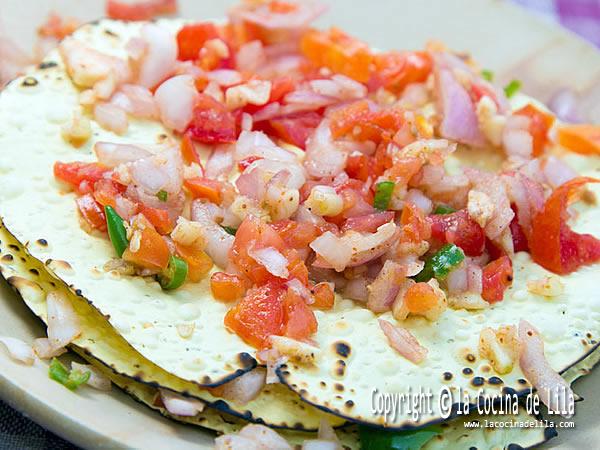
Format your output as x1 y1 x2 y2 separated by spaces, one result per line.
446 262 468 294
248 245 289 278
207 69 243 87
138 24 177 88
94 141 151 167
378 319 428 364
236 40 266 74
310 232 353 272
405 189 433 214
160 389 205 416
548 88 583 123
467 263 483 294
542 155 577 188
210 369 266 405
518 320 574 417
205 144 234 179
366 260 406 313
286 279 313 303
154 75 198 132
46 291 81 351
0 336 35 365
32 338 67 359
304 120 347 178
191 200 234 268
238 424 291 449
71 362 111 391
235 130 298 162
94 103 128 135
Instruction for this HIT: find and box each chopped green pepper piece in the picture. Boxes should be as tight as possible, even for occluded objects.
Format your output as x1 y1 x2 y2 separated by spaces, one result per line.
433 204 456 215
221 226 238 236
49 358 90 391
156 190 168 202
374 181 395 211
503 79 521 98
104 205 129 257
359 424 441 450
159 255 188 290
414 243 465 282
481 69 494 82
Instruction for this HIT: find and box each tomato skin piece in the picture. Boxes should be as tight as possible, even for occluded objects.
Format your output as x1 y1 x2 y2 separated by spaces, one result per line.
270 220 320 250
267 111 322 149
370 51 432 94
530 177 600 274
429 210 485 257
139 205 174 235
123 227 171 271
300 27 372 83
76 194 107 231
311 282 335 310
557 125 600 155
224 282 286 348
514 104 555 157
237 156 263 172
184 177 222 204
481 256 513 303
210 272 246 301
175 243 213 283
54 162 109 194
404 282 438 313
106 0 177 20
187 94 238 144
283 289 318 341
509 205 529 253
176 22 219 61
400 203 431 244
230 216 287 284
180 134 203 167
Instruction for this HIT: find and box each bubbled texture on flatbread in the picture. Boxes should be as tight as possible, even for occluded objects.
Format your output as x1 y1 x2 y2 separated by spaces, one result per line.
277 153 600 428
0 19 257 387
0 221 344 430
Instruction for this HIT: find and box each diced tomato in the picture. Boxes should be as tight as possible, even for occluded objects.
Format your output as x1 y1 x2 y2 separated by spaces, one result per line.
175 243 213 283
210 271 246 301
345 153 370 181
514 104 555 157
341 211 395 233
557 125 600 155
139 205 174 234
400 203 431 244
283 289 318 341
54 161 109 194
224 281 286 348
370 51 432 94
269 76 296 103
106 0 177 20
123 227 171 271
481 256 513 303
76 194 107 231
509 205 529 253
329 100 404 144
285 250 309 286
485 238 506 261
230 216 288 284
311 282 334 310
300 27 372 83
271 220 320 250
176 22 219 61
184 177 222 204
187 94 237 144
237 155 263 172
530 177 600 274
384 156 422 186
93 179 125 208
404 282 438 314
267 111 322 149
429 210 485 256
180 134 203 167
37 13 79 40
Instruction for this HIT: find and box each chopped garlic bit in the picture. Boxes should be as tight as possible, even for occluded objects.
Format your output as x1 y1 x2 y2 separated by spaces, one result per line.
527 276 564 298
170 217 206 248
476 96 506 147
304 185 344 217
61 110 92 148
478 325 518 375
467 189 494 228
